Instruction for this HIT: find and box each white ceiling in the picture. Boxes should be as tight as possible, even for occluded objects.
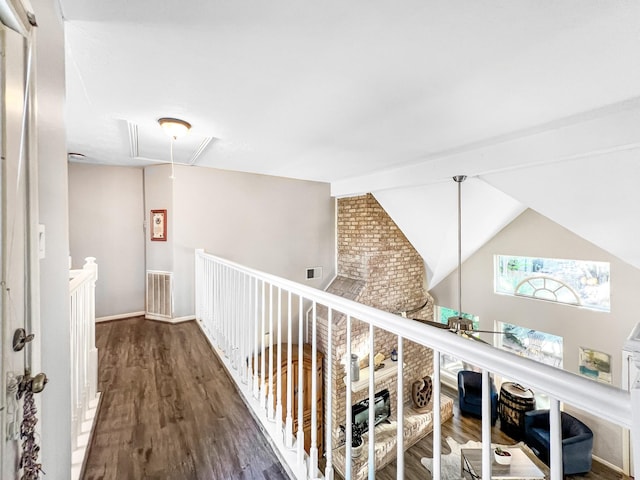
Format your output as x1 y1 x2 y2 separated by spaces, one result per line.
60 0 640 282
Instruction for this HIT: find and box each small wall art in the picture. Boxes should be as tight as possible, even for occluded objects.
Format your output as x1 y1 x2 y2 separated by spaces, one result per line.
578 347 611 384
150 209 167 241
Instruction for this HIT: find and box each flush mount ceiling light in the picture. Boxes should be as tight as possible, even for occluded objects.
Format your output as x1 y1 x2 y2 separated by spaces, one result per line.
158 117 191 140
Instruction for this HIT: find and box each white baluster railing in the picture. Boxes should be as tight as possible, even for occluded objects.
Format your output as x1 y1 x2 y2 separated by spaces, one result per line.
69 257 99 479
194 249 639 480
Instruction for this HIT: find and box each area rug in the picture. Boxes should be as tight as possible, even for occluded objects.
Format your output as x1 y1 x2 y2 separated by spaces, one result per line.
420 437 547 479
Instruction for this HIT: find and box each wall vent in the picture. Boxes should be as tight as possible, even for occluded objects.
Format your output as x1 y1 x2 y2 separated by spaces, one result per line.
146 270 173 320
306 266 323 280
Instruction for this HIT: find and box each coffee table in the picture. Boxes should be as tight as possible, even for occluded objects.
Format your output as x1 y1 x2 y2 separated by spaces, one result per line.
461 447 545 479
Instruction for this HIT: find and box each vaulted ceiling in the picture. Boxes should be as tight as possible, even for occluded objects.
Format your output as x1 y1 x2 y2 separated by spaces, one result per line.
61 1 640 286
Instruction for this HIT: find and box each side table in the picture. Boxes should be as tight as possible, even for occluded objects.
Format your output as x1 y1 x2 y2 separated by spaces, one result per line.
498 382 535 440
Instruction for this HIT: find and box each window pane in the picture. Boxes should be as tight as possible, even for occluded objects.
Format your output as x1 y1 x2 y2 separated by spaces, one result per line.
495 255 610 312
498 322 563 368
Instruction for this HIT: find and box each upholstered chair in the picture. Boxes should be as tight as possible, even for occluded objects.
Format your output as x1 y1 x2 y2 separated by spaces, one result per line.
457 370 498 425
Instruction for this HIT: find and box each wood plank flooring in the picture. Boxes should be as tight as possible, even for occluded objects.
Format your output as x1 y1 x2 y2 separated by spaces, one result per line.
83 317 288 480
85 317 627 480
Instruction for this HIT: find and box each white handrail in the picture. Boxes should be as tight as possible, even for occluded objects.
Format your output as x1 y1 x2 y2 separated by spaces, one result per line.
194 249 637 479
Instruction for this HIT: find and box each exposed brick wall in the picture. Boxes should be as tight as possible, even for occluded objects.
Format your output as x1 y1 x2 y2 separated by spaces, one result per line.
337 194 430 315
318 194 436 447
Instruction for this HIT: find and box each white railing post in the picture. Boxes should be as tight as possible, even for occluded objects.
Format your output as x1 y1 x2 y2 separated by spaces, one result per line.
482 369 492 480
268 284 275 420
632 378 640 480
549 398 563 480
276 288 283 429
260 281 267 410
285 292 294 448
367 323 375 480
396 336 404 480
253 277 260 397
625 325 640 479
310 301 319 475
85 257 98 402
325 307 334 480
345 315 353 480
297 297 307 478
432 350 441 480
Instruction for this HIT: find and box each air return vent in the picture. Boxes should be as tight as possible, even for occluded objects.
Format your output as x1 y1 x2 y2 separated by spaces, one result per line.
306 266 323 280
146 270 173 320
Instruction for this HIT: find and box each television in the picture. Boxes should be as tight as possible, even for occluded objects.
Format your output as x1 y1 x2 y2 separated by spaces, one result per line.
352 389 391 433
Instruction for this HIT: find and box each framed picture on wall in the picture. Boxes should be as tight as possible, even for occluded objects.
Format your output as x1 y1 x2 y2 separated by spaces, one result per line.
150 209 167 241
579 347 611 384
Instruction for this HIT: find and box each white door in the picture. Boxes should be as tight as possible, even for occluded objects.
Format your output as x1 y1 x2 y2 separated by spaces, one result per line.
1 17 40 479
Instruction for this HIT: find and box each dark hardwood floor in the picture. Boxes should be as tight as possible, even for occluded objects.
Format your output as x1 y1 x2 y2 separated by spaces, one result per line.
85 317 627 480
83 317 288 480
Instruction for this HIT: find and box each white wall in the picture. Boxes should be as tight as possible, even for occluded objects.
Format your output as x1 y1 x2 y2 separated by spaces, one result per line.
68 163 145 317
33 0 72 477
429 208 640 469
143 164 174 274
143 164 336 318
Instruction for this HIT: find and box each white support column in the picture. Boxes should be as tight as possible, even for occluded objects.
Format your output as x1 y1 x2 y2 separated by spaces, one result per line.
432 350 441 480
482 369 492 480
396 336 404 480
549 397 563 480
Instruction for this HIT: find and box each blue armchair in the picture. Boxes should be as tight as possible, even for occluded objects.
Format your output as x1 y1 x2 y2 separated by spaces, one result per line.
457 370 498 425
524 409 593 475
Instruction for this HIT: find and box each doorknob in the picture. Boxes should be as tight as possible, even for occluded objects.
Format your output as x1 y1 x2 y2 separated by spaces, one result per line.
31 373 48 394
16 369 48 397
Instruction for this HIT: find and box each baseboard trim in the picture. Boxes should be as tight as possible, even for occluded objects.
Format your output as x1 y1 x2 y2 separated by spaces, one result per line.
144 314 196 324
592 454 623 474
96 311 145 322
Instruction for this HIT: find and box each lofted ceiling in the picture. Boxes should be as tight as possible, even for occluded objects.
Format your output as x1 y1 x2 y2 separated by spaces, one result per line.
60 0 640 285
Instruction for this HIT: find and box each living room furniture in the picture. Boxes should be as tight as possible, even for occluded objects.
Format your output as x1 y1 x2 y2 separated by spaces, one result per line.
498 382 536 440
524 409 594 475
255 344 324 457
461 446 545 479
333 396 454 480
458 370 498 425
